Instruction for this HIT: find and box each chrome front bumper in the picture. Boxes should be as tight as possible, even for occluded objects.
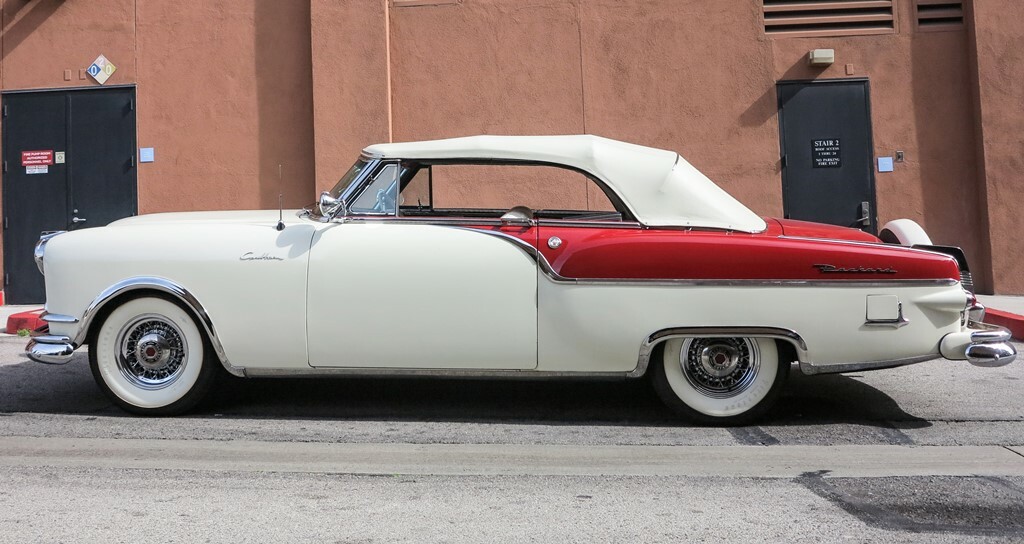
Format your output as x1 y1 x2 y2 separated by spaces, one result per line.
941 321 1017 367
26 335 76 365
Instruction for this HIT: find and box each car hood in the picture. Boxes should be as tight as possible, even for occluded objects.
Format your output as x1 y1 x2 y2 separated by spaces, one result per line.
767 217 881 243
108 209 308 227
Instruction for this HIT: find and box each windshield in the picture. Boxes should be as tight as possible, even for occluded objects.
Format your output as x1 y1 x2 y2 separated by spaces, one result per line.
327 158 371 199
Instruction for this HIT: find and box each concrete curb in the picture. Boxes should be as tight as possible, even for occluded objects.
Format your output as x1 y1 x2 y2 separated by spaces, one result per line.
5 309 45 334
984 308 1024 340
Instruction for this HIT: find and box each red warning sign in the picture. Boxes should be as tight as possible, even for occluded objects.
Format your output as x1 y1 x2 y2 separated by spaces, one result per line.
22 150 54 166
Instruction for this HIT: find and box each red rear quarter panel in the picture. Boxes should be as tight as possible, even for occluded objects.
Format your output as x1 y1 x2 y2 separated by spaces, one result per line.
534 223 959 282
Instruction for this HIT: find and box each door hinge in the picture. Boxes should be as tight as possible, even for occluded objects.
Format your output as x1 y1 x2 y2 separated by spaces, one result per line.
129 98 135 111
781 154 788 168
2 104 7 118
2 161 6 173
130 154 136 168
3 217 7 230
4 274 9 286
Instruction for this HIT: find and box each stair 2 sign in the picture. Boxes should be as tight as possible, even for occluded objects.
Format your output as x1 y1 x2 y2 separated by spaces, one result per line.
87 55 116 85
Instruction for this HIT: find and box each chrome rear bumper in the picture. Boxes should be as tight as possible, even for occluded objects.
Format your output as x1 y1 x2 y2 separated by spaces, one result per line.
26 335 76 365
941 321 1017 367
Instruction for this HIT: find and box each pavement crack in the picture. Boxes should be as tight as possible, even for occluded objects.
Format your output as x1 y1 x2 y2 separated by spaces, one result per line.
727 426 779 446
1003 446 1024 460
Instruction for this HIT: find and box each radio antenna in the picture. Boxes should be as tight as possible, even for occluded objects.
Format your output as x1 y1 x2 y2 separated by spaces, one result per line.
276 165 286 231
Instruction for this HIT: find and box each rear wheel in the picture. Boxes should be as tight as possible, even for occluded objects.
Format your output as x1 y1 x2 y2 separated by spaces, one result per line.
651 336 787 425
89 295 217 415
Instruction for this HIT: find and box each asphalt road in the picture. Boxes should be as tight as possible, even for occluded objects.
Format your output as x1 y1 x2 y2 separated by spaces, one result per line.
0 333 1022 542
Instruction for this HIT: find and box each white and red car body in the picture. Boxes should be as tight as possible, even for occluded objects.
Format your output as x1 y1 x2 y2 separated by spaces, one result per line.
27 135 1014 413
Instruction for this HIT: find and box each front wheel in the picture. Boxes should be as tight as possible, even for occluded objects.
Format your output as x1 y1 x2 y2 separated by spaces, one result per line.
89 295 217 415
651 336 788 425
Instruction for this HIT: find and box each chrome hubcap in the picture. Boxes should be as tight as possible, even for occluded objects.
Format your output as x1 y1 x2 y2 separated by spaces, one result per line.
680 337 759 399
116 315 187 390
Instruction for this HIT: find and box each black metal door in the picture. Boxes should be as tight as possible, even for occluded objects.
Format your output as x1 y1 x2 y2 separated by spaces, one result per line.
2 87 137 304
777 79 876 233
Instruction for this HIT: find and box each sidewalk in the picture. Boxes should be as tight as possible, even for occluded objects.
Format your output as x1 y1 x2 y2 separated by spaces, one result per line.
976 295 1024 339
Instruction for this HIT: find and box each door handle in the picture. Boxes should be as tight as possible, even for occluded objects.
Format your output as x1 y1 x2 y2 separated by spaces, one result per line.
857 201 870 226
72 216 87 224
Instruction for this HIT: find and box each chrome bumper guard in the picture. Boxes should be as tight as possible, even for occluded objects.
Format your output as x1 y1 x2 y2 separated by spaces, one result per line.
961 321 1016 368
26 335 76 365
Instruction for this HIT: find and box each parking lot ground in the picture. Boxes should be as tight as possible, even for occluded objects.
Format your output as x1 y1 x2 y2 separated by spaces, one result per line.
0 332 1022 542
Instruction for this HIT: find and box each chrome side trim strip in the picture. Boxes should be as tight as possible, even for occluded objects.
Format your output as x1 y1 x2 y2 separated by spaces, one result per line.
799 354 939 375
242 367 630 380
633 326 809 379
73 277 243 377
454 227 959 288
40 312 78 324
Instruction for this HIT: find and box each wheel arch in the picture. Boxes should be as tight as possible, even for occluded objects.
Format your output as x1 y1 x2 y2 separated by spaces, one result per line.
75 276 243 377
633 326 808 378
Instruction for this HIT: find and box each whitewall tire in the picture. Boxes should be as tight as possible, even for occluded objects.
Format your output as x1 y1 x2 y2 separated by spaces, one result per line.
89 296 217 415
651 336 788 425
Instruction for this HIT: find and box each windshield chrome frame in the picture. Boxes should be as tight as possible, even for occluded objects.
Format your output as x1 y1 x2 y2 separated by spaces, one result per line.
312 155 383 222
345 160 402 218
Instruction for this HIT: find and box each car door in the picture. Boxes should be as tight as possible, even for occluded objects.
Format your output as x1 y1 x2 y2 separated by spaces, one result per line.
305 164 539 369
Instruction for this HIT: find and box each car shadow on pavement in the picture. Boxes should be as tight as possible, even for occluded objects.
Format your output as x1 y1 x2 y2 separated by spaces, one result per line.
0 357 929 429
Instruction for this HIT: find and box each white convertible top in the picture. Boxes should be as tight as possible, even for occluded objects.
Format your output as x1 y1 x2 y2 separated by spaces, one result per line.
363 135 767 232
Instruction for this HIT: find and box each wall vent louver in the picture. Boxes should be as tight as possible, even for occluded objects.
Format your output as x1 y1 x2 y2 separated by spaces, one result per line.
915 0 964 31
763 0 896 38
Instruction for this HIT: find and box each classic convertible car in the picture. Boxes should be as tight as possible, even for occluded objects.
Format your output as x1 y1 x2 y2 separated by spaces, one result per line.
27 135 1016 423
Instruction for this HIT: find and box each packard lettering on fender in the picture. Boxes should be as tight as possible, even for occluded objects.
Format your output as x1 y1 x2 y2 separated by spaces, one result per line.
813 264 897 274
24 135 1016 425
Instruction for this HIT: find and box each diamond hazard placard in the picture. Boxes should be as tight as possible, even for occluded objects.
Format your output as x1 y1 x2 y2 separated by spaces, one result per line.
87 55 117 85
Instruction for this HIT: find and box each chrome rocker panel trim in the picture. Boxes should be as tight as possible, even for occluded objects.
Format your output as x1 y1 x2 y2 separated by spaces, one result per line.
26 335 75 365
798 354 940 375
242 367 629 379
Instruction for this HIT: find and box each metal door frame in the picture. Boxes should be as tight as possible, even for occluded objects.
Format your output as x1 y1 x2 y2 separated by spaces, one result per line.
1 84 138 302
776 77 878 233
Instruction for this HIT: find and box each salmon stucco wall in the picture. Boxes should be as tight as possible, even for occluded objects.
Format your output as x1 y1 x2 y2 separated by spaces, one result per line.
310 0 390 194
967 0 1024 294
136 1 315 212
0 0 1019 293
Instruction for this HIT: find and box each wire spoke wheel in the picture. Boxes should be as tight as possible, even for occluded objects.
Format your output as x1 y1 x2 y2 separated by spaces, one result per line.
115 314 188 390
652 335 787 425
90 296 217 415
680 337 760 399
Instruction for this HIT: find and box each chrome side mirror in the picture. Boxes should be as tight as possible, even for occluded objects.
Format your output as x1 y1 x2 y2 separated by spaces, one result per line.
318 191 343 218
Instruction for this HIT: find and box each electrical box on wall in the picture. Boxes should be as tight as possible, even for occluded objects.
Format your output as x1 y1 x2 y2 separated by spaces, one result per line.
808 49 836 66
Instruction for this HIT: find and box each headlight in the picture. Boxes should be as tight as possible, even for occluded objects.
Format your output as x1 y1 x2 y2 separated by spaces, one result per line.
34 231 65 275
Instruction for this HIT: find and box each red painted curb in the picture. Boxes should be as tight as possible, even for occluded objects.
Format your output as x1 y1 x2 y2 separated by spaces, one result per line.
6 309 45 335
984 308 1024 341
